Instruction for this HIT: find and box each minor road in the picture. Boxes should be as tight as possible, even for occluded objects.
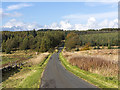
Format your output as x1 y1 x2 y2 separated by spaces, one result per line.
40 47 98 88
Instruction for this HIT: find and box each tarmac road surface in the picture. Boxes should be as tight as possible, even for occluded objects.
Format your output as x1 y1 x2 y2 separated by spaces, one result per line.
40 47 98 89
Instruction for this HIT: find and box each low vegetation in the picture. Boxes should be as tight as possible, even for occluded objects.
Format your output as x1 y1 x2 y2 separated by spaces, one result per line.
1 50 36 67
59 52 118 88
2 52 51 88
63 51 118 77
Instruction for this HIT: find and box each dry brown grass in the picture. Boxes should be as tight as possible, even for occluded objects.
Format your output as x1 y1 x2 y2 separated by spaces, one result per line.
63 49 118 77
63 49 118 63
29 52 49 65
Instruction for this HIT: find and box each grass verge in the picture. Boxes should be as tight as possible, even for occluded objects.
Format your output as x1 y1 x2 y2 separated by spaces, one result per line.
2 54 52 88
59 52 118 88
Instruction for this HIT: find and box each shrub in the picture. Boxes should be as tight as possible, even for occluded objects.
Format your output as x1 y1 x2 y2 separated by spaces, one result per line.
94 46 97 49
5 47 11 54
102 45 104 49
108 44 111 49
48 48 54 53
80 43 90 51
75 48 80 51
97 45 100 49
65 33 79 50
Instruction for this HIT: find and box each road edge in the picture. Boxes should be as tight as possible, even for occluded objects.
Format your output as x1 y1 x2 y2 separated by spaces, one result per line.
39 53 53 88
59 51 118 88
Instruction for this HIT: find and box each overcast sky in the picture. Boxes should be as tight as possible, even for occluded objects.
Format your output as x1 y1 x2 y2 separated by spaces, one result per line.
1 2 118 31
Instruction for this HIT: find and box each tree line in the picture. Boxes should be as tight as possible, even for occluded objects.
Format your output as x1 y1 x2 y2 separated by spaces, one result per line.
1 28 119 53
65 31 119 50
2 30 65 54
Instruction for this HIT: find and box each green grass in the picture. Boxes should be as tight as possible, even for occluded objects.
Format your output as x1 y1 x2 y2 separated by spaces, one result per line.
17 67 42 88
2 50 36 65
2 56 16 64
2 54 52 88
2 55 33 65
59 52 118 88
18 54 51 88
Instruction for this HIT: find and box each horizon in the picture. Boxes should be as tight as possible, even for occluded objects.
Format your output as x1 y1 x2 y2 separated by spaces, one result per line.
2 27 119 32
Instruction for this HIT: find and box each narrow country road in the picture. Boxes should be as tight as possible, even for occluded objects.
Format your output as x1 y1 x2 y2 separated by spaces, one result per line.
40 47 98 88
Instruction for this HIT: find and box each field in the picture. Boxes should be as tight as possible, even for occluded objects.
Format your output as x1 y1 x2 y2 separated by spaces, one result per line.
1 50 37 68
63 48 118 77
2 50 50 88
60 48 118 88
